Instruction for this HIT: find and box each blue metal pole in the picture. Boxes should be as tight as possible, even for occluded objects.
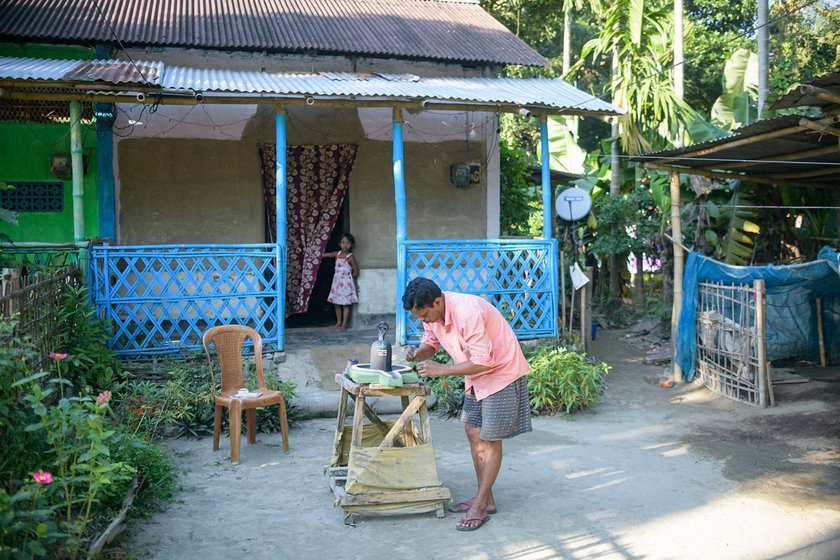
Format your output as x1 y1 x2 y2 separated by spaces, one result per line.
393 107 407 343
393 107 406 243
276 108 287 350
540 115 552 240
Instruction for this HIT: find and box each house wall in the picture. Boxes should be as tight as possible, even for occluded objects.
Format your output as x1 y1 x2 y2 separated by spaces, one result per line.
117 103 488 314
0 121 99 242
0 43 99 243
110 48 496 317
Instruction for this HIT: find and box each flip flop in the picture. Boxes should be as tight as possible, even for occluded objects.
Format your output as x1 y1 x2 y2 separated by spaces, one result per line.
456 514 490 532
448 501 497 515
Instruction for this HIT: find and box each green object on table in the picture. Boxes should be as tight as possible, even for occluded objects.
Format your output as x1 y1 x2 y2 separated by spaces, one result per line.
346 363 419 386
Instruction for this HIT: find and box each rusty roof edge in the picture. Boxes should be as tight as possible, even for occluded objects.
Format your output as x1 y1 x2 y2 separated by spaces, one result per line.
0 56 621 115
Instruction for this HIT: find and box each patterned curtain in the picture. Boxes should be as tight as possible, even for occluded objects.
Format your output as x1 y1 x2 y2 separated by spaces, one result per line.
259 144 358 316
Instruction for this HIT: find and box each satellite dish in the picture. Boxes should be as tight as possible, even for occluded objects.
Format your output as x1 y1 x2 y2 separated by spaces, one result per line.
555 187 592 222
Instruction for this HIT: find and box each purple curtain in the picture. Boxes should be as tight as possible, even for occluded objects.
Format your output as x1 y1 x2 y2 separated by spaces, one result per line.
259 144 358 316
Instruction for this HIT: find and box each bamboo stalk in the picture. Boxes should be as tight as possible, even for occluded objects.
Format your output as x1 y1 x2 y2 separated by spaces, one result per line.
816 297 827 367
754 280 771 407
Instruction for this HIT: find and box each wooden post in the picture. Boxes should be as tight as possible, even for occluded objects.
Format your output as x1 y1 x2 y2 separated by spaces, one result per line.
560 250 566 337
583 266 594 353
669 170 684 382
816 297 827 367
579 280 586 352
754 280 771 407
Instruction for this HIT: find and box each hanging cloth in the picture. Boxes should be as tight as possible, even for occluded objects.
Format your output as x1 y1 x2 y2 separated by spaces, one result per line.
259 144 358 316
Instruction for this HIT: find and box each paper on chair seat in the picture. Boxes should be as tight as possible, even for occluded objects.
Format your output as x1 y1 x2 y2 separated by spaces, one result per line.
231 391 262 399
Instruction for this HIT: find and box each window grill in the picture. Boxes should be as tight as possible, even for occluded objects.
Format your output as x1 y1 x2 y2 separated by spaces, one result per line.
1 182 64 212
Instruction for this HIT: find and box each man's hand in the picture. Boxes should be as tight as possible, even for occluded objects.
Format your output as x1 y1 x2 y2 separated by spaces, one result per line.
416 360 444 377
404 345 418 362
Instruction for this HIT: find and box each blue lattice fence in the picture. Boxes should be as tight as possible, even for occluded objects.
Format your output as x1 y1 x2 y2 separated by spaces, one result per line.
89 244 284 357
397 239 558 344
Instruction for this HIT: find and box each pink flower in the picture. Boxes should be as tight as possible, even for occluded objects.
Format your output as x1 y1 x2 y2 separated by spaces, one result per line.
49 352 68 360
33 471 53 484
97 390 112 405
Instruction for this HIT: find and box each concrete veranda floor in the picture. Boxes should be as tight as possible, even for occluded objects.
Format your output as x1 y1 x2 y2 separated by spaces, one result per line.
122 329 840 560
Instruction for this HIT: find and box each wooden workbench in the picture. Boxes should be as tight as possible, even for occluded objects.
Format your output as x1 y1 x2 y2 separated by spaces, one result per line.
327 374 451 525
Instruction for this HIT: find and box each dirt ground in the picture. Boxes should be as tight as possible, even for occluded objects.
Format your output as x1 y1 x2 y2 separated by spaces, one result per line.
123 329 840 560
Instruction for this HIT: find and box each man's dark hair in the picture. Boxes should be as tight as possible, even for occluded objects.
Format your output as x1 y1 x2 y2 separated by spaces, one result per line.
402 278 442 311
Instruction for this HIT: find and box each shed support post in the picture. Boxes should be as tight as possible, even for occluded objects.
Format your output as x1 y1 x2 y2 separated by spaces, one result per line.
275 107 287 350
393 107 408 343
539 115 552 240
670 170 684 381
70 100 85 243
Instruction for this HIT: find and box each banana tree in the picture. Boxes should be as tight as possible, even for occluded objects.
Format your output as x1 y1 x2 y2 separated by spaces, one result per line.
710 47 759 130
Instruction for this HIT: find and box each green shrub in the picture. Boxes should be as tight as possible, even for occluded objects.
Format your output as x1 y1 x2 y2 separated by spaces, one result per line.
527 345 610 414
0 313 175 558
426 343 610 418
57 285 130 394
153 356 299 439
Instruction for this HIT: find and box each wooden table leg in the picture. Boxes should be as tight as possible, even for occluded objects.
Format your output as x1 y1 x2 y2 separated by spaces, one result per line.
419 400 431 444
330 389 349 467
351 394 366 446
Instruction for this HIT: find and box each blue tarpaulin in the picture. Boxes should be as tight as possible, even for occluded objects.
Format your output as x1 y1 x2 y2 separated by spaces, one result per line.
676 246 840 381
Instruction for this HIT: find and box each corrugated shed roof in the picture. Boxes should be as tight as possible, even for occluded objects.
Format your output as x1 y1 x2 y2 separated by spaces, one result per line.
0 0 548 67
632 115 840 188
770 71 840 110
0 56 622 116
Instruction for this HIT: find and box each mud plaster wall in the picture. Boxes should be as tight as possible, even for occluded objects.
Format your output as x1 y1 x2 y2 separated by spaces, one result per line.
119 105 488 268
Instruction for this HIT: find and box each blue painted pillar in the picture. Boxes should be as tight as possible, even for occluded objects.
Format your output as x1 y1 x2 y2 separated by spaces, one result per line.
393 107 407 343
393 107 407 243
540 114 552 240
95 45 116 240
275 108 287 350
96 104 116 240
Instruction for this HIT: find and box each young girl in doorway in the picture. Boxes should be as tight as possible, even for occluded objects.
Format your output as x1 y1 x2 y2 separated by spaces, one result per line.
324 233 359 330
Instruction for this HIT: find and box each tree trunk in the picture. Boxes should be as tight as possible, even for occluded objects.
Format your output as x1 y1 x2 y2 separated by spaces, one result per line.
634 252 645 310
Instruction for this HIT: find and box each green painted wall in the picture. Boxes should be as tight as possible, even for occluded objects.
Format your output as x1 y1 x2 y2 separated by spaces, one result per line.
0 121 99 242
0 43 99 242
0 43 95 60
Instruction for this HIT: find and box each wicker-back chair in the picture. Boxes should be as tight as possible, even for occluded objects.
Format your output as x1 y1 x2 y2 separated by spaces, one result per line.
202 324 289 464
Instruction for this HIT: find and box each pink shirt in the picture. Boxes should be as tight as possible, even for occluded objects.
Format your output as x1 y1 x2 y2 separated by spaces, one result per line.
420 292 529 401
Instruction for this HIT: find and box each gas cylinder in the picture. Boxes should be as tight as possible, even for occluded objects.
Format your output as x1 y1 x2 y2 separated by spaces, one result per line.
369 321 392 372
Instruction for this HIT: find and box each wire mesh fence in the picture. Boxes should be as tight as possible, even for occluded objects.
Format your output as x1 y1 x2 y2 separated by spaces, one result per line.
695 279 771 407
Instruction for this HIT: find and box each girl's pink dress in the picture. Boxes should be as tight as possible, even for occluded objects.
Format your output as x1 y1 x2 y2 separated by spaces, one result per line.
328 252 358 305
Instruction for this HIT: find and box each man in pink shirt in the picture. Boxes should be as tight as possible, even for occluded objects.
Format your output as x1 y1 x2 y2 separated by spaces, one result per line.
402 278 531 532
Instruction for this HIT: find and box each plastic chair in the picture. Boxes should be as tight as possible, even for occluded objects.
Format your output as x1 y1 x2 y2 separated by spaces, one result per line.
202 325 289 464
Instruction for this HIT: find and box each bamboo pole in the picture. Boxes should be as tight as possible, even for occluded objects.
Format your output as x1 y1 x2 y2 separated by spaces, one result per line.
816 297 827 367
642 162 838 189
754 279 771 407
799 85 840 106
560 249 566 337
645 125 806 164
708 145 839 170
798 117 840 137
670 170 684 382
69 100 85 243
583 266 594 353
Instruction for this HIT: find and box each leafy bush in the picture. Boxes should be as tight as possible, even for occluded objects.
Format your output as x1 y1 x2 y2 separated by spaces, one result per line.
427 343 610 417
0 309 175 558
57 285 130 394
527 345 610 414
148 356 299 439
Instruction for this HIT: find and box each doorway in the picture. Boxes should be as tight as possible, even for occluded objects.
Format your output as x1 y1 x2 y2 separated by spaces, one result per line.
285 196 350 328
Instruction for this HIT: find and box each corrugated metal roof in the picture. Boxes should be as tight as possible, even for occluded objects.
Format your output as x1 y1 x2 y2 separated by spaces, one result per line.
0 0 548 67
770 71 840 110
0 57 162 84
632 115 840 189
0 56 622 116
